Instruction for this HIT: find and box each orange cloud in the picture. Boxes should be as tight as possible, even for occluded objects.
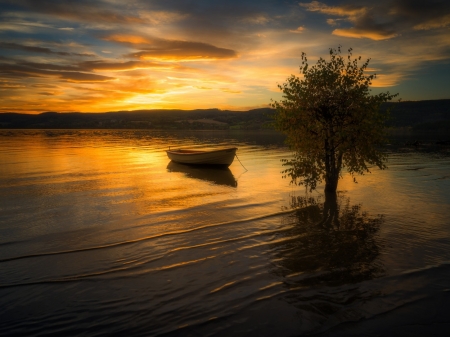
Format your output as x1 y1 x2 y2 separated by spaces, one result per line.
333 28 398 40
300 1 366 18
371 73 403 87
300 1 398 41
105 34 150 44
221 88 241 94
289 26 305 33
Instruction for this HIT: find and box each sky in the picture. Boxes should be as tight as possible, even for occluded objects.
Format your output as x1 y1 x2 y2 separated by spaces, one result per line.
0 0 449 113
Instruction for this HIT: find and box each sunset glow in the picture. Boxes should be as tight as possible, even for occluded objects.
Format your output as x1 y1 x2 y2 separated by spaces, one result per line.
1 0 449 113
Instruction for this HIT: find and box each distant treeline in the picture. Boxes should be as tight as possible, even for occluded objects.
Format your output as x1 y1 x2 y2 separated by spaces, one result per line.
1 99 450 133
382 99 450 134
0 108 274 130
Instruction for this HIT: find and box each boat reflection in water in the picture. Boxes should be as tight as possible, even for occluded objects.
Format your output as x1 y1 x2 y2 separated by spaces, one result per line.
167 161 237 187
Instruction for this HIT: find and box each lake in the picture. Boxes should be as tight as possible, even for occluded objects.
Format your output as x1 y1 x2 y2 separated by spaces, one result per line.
1 129 450 336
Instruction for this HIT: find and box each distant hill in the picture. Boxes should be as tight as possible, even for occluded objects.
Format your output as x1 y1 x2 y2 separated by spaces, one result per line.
382 99 450 133
1 100 450 132
0 108 275 130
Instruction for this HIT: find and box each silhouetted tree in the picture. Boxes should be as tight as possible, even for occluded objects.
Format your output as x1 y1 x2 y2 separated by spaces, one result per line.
272 47 398 194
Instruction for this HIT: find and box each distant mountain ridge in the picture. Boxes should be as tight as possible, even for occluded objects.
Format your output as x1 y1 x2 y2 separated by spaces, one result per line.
382 99 450 130
0 108 275 130
1 100 450 132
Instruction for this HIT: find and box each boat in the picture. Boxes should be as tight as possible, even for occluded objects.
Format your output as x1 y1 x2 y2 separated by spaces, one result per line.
166 147 237 167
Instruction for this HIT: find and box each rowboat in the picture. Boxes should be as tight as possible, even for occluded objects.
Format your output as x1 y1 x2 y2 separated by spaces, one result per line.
166 147 237 167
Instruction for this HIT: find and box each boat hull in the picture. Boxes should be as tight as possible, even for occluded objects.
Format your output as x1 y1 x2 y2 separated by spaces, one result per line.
166 147 237 167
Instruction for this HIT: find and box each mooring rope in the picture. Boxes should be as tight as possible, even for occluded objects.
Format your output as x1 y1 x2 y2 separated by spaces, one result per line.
235 154 248 171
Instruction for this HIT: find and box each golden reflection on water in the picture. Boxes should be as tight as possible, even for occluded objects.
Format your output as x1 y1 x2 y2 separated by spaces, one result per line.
1 130 450 336
0 130 292 240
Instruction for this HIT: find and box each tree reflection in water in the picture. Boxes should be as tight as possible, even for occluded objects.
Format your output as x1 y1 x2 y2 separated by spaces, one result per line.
274 193 385 288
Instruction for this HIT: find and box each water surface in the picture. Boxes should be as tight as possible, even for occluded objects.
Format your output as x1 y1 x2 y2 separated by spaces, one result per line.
1 129 449 336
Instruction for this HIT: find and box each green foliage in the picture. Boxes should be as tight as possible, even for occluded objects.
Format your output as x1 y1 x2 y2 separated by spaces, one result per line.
272 47 398 192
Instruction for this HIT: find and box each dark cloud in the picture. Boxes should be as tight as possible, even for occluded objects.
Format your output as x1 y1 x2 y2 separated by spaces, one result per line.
388 0 450 30
103 35 238 60
299 0 450 40
119 0 300 42
17 61 83 72
1 0 301 49
3 0 146 24
0 62 115 82
0 42 94 57
59 71 114 82
79 60 160 71
127 40 238 60
0 41 71 55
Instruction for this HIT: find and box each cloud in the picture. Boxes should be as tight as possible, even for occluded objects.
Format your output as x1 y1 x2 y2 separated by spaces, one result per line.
300 0 450 40
388 0 450 30
290 26 306 33
414 14 450 30
0 41 70 55
0 62 115 82
16 61 82 72
0 19 53 33
129 43 238 61
105 34 150 45
300 1 366 18
371 73 404 87
0 80 26 89
221 88 241 94
78 60 179 71
326 19 340 27
332 28 398 40
79 60 150 71
59 72 114 82
127 0 288 44
38 91 58 96
244 14 271 25
104 34 238 61
0 42 94 57
6 0 146 24
299 1 398 40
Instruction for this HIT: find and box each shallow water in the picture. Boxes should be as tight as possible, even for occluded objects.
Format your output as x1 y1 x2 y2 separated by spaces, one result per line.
0 129 449 336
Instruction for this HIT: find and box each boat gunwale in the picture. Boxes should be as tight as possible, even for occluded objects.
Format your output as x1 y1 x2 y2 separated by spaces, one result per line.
166 147 237 156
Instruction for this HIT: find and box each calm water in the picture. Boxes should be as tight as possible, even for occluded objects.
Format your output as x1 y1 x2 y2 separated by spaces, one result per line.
1 129 450 336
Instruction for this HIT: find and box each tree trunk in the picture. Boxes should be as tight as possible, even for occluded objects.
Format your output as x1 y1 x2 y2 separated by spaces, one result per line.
318 190 339 229
324 145 342 193
324 154 340 193
324 174 339 193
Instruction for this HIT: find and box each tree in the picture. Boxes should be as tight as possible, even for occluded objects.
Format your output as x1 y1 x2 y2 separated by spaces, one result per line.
272 47 398 194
